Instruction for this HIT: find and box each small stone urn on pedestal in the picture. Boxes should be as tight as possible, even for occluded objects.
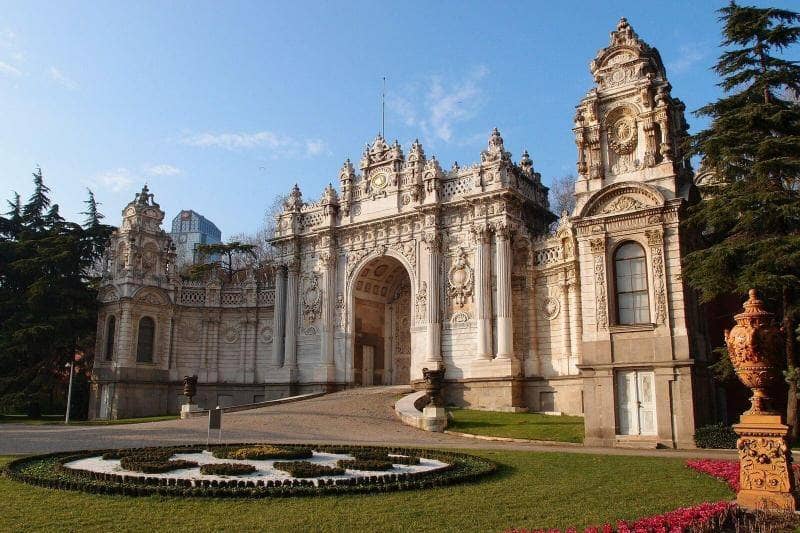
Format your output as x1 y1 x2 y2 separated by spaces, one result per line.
725 290 796 511
421 367 447 424
180 375 200 419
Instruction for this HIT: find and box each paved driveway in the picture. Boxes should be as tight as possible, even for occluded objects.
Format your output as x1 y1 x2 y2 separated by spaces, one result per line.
0 386 736 459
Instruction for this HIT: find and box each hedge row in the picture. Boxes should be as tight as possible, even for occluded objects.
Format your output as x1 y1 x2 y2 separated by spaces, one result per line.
337 459 394 471
2 443 496 498
119 458 198 474
199 463 256 476
212 445 313 461
272 461 345 478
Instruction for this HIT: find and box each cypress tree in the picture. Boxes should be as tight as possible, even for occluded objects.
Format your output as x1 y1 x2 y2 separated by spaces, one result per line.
684 2 800 435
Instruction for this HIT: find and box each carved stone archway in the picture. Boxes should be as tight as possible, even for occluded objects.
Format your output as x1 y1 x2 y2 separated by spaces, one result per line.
348 254 413 386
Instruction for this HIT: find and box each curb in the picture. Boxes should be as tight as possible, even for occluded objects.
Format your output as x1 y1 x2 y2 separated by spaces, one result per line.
443 430 584 447
183 392 328 418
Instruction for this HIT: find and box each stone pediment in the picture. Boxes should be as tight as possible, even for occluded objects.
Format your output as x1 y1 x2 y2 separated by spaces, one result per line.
132 287 170 306
580 182 664 218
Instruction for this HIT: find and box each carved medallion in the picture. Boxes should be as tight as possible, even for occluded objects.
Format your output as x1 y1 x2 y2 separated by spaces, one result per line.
447 248 473 308
542 296 561 320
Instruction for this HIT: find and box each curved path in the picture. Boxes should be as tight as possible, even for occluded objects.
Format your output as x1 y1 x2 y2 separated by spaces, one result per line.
0 386 736 459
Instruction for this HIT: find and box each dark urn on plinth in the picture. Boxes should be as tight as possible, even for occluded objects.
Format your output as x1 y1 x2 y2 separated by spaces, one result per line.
421 367 445 408
724 289 784 415
182 375 198 404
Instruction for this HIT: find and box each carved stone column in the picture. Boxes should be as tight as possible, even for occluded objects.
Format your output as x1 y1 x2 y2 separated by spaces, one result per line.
319 252 337 381
283 261 299 370
568 274 582 373
423 234 442 364
726 290 796 512
472 226 493 360
560 273 571 372
271 266 287 367
495 224 513 359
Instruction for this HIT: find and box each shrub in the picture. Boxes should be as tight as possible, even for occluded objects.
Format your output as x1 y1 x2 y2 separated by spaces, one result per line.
337 459 394 471
694 423 738 449
119 458 198 474
389 455 420 465
213 445 313 461
273 461 345 478
199 463 256 476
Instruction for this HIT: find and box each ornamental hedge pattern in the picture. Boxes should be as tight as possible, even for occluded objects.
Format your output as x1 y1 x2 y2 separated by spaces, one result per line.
212 445 313 461
272 461 345 478
1 443 496 498
199 463 256 476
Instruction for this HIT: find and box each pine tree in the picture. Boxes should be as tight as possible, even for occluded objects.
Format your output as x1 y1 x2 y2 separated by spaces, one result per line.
21 167 51 229
0 192 22 238
81 188 103 228
684 2 800 436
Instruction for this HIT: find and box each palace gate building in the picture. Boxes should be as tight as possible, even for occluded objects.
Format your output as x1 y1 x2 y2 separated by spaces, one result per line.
90 19 713 448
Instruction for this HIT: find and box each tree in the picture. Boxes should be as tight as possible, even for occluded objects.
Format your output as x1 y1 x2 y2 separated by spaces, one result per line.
190 241 257 282
548 174 577 217
684 2 800 436
0 169 114 418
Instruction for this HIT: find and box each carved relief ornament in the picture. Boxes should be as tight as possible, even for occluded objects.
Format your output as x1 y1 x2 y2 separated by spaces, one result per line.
447 247 474 308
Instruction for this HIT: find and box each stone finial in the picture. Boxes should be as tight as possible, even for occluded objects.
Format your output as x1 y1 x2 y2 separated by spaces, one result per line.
321 183 339 205
389 139 404 160
284 183 303 212
519 150 534 176
481 127 511 163
339 159 355 182
408 138 425 162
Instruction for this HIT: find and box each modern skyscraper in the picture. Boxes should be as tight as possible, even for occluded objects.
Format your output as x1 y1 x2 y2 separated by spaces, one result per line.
169 209 222 265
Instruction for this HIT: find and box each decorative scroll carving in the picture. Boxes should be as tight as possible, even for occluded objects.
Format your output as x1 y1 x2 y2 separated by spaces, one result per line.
542 296 561 321
259 325 273 343
222 321 240 344
447 247 473 308
608 115 637 155
645 229 667 325
738 436 793 495
301 272 322 325
180 319 201 342
592 253 608 331
415 281 428 322
601 196 646 214
334 293 345 329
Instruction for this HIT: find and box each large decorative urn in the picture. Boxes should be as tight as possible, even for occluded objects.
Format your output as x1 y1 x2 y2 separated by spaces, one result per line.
182 375 198 404
725 290 796 512
724 289 784 415
421 367 446 408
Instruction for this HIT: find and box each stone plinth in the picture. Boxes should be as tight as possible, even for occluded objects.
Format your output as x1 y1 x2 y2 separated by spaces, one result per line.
180 404 201 419
734 414 797 512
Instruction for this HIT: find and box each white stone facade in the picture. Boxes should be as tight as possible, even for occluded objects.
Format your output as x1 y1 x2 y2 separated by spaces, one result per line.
89 18 713 448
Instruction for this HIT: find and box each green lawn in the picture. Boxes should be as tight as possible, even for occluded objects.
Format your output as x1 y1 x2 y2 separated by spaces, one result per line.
0 451 732 532
0 414 178 426
447 409 585 443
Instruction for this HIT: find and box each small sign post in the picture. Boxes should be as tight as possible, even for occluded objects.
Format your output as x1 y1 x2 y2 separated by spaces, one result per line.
208 407 222 447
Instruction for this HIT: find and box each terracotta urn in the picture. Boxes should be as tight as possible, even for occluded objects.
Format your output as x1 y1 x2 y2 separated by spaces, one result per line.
725 290 784 415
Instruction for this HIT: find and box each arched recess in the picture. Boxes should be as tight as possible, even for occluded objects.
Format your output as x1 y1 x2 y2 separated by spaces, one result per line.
579 181 665 218
347 251 415 386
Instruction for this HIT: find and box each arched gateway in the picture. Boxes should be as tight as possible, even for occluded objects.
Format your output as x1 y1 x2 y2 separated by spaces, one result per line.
90 18 715 450
350 255 412 386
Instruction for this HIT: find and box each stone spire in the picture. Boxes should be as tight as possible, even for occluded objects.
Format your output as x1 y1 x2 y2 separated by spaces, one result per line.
481 127 511 163
284 184 303 212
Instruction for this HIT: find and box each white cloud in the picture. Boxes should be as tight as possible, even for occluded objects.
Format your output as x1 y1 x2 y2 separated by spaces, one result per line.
145 164 181 176
88 168 138 193
387 65 490 144
48 66 78 90
179 130 329 158
0 61 21 77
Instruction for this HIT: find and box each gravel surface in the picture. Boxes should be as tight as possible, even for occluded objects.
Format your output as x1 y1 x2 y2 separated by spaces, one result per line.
0 386 737 460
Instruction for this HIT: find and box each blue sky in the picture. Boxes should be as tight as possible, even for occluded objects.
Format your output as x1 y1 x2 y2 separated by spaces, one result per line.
0 0 792 237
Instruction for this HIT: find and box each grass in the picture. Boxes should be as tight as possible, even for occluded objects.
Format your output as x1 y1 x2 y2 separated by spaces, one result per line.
447 408 585 443
0 414 178 426
0 451 732 532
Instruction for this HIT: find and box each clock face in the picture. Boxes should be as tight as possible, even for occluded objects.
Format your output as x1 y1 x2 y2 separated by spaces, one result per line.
371 172 389 190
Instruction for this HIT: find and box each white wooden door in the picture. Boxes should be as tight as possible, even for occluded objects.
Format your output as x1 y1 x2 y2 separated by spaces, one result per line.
362 345 374 386
616 370 657 436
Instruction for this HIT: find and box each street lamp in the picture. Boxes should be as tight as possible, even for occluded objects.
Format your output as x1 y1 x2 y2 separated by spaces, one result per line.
64 360 74 424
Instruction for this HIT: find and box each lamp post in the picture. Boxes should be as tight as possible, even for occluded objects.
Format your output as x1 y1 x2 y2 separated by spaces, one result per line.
64 360 74 424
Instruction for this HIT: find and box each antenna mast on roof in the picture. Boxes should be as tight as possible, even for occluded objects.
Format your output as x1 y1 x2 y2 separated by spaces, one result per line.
381 76 386 138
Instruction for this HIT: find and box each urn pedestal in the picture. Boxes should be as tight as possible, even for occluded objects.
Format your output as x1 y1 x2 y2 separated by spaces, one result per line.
726 290 797 512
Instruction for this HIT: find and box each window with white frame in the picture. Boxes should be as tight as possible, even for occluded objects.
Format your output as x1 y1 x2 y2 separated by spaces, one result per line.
614 242 650 325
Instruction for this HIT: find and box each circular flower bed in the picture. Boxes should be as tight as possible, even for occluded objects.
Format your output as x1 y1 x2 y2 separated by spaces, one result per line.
2 443 496 498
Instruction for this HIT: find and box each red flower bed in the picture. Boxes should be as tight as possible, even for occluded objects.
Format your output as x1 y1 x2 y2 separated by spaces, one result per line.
685 459 739 491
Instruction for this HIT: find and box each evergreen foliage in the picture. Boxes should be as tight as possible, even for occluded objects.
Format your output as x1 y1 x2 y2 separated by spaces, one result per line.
684 2 800 435
189 241 257 282
0 170 115 417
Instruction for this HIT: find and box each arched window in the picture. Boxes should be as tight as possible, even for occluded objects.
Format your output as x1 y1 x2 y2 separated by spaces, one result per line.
614 242 650 325
105 316 116 361
136 316 155 363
